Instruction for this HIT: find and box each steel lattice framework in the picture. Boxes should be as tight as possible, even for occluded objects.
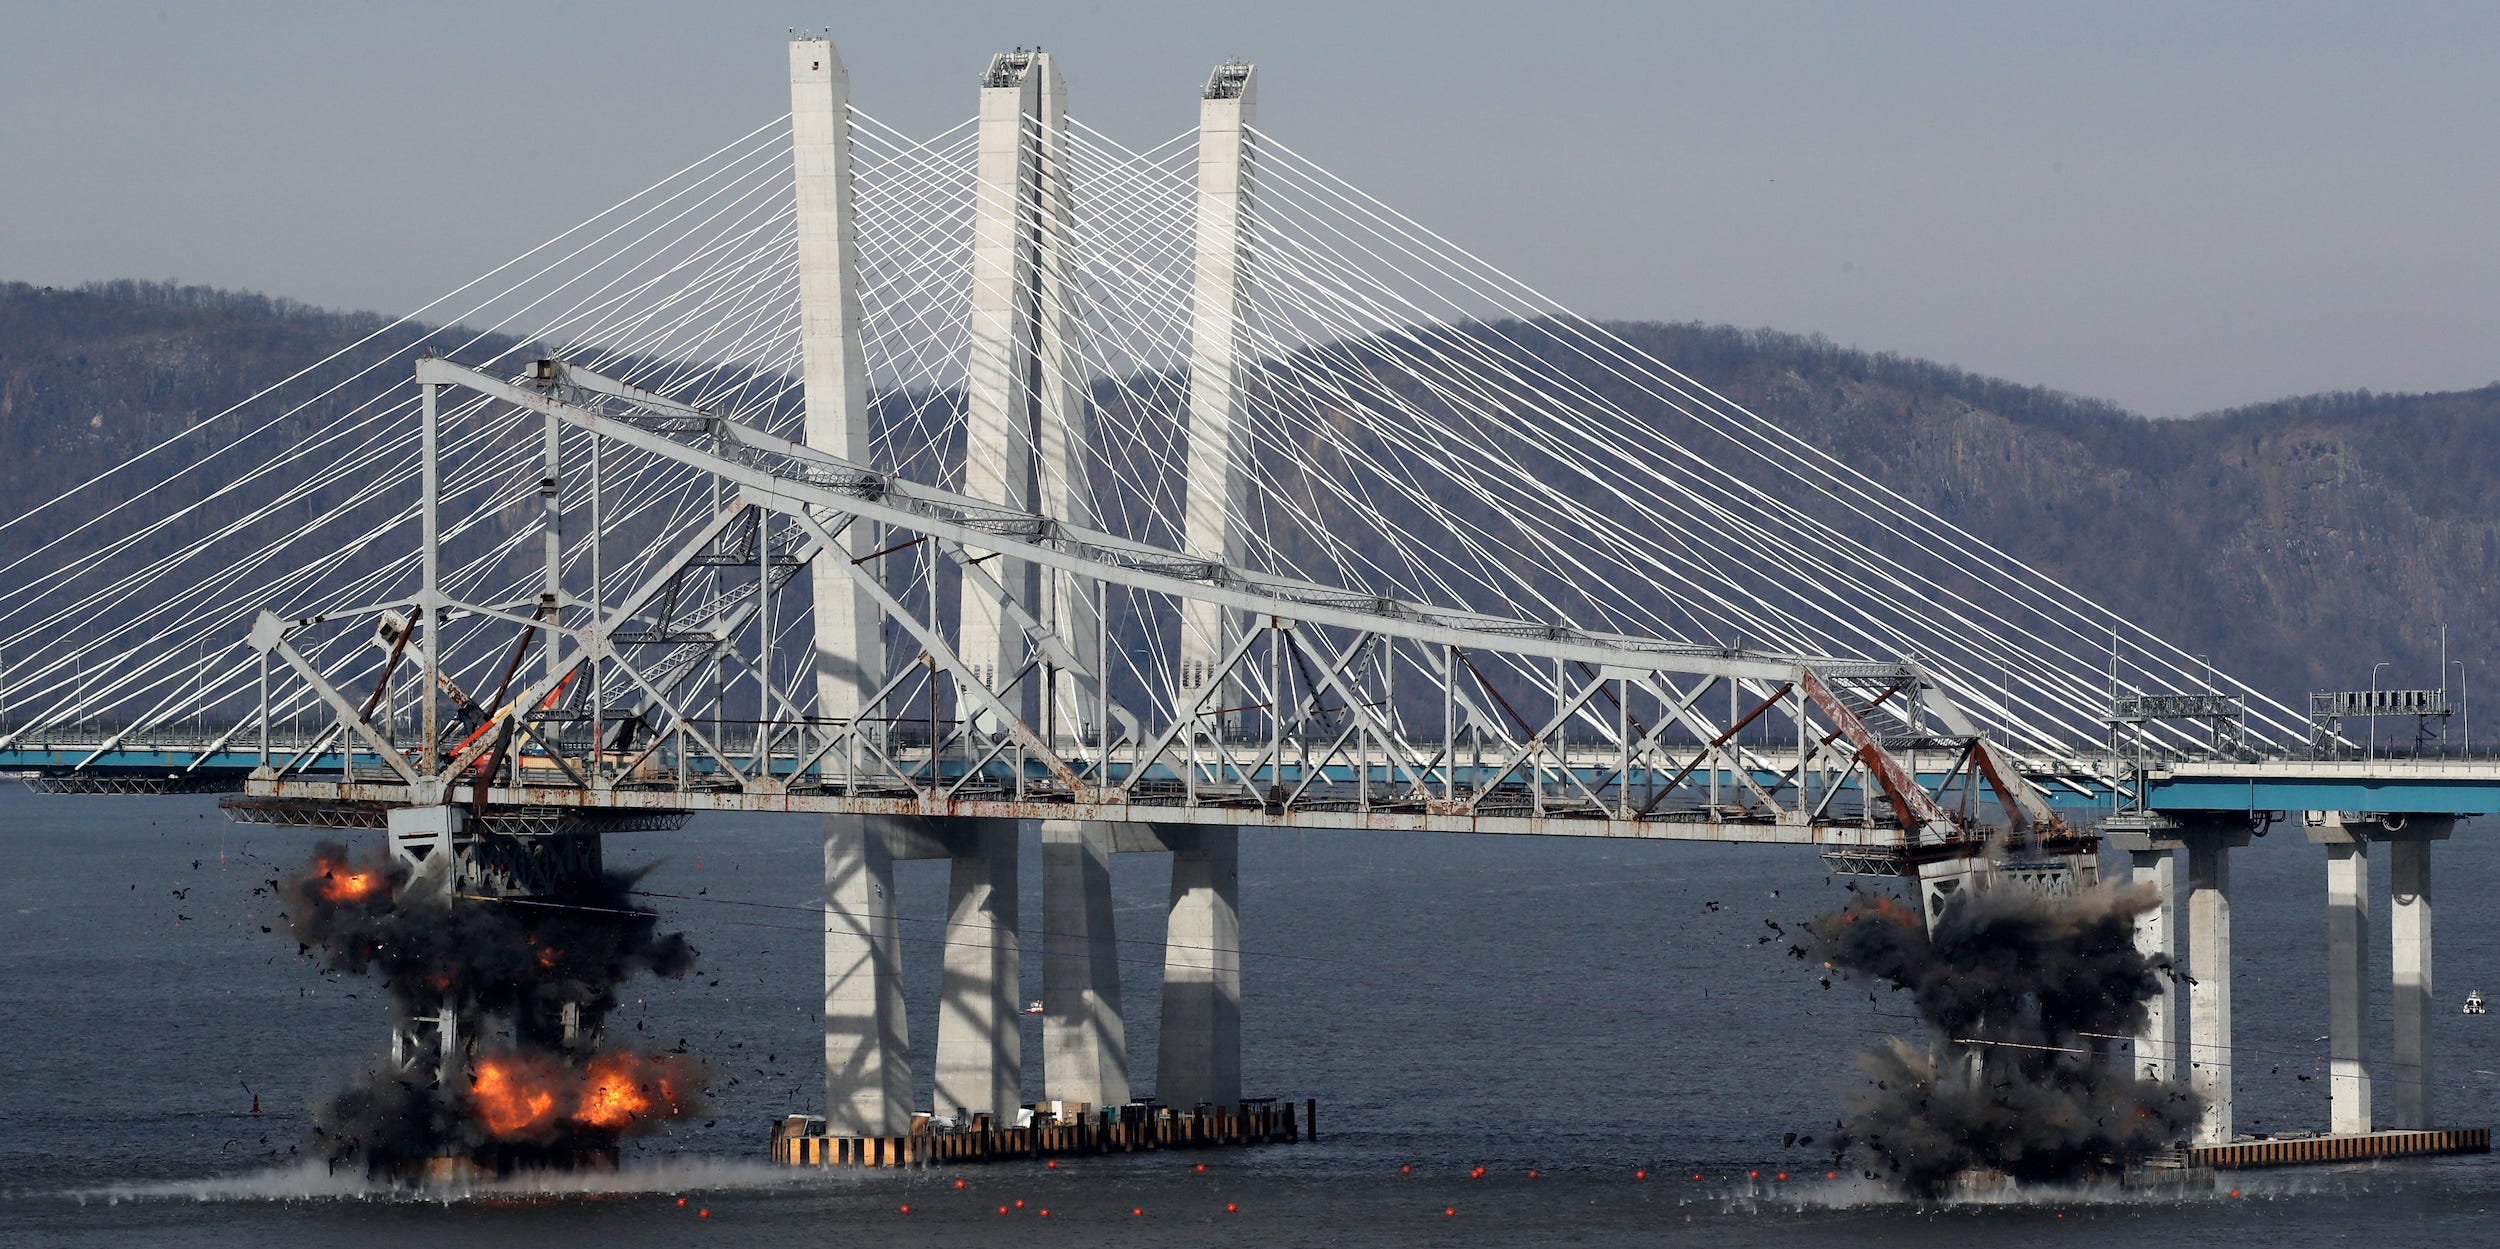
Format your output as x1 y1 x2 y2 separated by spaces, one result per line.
221 357 2085 872
0 44 2319 871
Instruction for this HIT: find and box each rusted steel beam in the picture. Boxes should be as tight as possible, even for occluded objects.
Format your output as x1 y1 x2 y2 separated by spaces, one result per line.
1797 667 1952 840
1637 681 1794 817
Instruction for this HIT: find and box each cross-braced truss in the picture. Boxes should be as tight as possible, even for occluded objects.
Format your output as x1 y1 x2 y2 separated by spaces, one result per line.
240 358 2080 868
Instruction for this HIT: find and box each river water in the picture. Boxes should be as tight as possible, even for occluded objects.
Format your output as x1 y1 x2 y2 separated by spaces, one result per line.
6 789 2498 1246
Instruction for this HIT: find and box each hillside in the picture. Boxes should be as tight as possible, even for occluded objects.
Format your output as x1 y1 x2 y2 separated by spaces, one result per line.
1 279 2489 711
1602 322 2497 702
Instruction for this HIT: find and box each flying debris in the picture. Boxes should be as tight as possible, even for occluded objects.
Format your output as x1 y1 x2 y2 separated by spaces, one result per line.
277 840 704 1178
1804 884 2200 1196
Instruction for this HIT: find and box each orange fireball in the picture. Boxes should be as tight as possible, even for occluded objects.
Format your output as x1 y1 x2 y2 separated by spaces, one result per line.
310 851 385 903
571 1051 691 1132
470 1056 561 1139
573 1054 654 1131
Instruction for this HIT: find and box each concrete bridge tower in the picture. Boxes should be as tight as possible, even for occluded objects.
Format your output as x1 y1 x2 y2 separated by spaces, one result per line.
795 38 1256 1135
792 35 918 1139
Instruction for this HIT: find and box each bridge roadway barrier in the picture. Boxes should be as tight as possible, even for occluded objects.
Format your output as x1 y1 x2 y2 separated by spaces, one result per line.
768 1099 1306 1169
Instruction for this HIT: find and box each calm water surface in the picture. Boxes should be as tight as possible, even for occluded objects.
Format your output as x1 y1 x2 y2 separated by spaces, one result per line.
5 790 2498 1246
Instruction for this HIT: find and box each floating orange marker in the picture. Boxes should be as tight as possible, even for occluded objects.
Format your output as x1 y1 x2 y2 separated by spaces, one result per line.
1445 1207 1457 1217
1046 1160 1057 1169
1777 1172 1788 1181
997 1207 1008 1216
1038 1208 1049 1218
1635 1170 1647 1179
676 1198 687 1207
2230 1189 2242 1198
1195 1163 1207 1172
1469 1166 1486 1179
898 1205 911 1214
697 1210 710 1219
1014 1200 1024 1208
954 1179 967 1189
1132 1207 1144 1217
1226 1203 1239 1213
1400 1165 1411 1174
1528 1170 1539 1179
1748 1170 1760 1179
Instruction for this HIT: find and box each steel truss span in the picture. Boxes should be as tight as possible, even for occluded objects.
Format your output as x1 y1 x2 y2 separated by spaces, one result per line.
217 356 2071 858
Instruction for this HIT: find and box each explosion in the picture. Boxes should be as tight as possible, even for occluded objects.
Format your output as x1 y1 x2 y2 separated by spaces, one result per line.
1805 882 2202 1196
471 1054 562 1139
275 839 705 1175
572 1051 694 1131
309 846 385 904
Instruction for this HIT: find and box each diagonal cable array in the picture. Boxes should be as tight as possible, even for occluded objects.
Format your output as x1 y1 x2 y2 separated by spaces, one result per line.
0 102 2288 764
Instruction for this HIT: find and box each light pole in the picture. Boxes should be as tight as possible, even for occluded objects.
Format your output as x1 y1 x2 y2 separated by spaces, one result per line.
2456 659 2472 754
2441 624 2451 753
2370 661 2390 762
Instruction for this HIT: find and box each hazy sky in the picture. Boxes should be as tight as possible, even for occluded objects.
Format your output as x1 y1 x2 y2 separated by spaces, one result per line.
4 1 2495 416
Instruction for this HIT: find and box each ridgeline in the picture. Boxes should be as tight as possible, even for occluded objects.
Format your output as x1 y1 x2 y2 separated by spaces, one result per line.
4 278 2490 707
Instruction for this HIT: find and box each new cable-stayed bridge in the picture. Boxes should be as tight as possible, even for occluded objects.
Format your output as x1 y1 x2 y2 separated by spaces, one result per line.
5 37 2489 1160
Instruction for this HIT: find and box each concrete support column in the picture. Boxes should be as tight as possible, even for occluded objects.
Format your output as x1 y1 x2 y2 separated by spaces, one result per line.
2127 847 2176 1083
2184 831 2238 1145
1158 826 1241 1108
1176 62 1256 711
2313 820 2374 1133
934 820 1021 1121
1042 818 1128 1108
960 52 1043 708
796 37 926 1138
823 815 911 1137
1029 54 1101 751
788 37 882 723
2390 832 2438 1129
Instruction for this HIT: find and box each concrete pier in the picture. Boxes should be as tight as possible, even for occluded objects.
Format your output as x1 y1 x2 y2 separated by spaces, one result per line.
934 819 1021 1123
2127 846 2177 1083
823 815 912 1136
2181 824 2248 1146
2310 814 2374 1134
1042 818 1130 1108
2388 823 2449 1128
1158 826 1242 1107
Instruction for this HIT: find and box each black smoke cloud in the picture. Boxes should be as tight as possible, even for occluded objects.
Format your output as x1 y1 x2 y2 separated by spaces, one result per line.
278 839 702 1173
1806 884 2201 1195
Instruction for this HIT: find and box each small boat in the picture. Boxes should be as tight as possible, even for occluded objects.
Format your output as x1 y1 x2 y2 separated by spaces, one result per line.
2465 990 2487 1016
1023 1000 1046 1015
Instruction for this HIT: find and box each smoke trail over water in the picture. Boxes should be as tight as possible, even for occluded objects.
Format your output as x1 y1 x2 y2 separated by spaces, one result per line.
1806 883 2201 1195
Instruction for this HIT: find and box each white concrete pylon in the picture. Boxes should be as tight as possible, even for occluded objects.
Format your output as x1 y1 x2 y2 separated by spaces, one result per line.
934 819 1022 1122
794 35 915 1138
960 50 1045 719
790 37 880 718
823 818 910 1135
2183 827 2244 1146
2310 814 2374 1133
2389 822 2449 1129
2128 846 2176 1083
1177 62 1255 716
1042 818 1130 1108
1027 53 1103 750
1158 825 1242 1108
